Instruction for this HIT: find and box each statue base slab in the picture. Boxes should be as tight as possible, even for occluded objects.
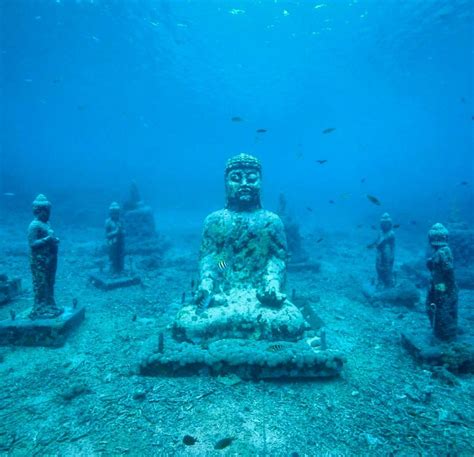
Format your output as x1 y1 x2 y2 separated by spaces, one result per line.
401 329 474 374
139 335 344 380
0 276 22 305
173 289 308 343
89 272 141 290
0 306 85 347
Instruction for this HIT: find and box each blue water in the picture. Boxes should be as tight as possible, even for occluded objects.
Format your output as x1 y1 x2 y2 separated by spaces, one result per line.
1 0 472 228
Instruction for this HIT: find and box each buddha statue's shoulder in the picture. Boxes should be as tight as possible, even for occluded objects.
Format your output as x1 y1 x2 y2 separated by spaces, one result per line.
256 209 284 229
28 219 46 232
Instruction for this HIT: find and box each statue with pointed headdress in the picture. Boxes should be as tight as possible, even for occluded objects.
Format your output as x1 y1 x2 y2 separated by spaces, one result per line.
28 194 63 319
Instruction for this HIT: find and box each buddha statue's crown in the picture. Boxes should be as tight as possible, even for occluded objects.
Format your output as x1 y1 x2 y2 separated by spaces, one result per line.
381 213 392 222
32 194 51 208
109 201 121 211
225 153 261 175
428 222 449 247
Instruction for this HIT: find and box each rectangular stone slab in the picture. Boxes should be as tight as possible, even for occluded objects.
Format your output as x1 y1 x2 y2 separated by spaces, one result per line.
89 272 141 290
0 306 85 347
401 330 474 374
139 336 344 380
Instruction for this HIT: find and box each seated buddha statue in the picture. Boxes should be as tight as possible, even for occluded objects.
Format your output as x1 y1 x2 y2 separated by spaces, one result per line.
173 153 308 343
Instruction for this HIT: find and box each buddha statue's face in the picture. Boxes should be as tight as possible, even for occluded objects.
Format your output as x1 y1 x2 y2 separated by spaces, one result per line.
380 219 392 232
225 166 261 211
33 205 51 223
109 208 120 221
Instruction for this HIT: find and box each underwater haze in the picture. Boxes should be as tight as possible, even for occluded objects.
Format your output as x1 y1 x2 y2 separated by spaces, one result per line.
1 1 474 456
1 0 473 227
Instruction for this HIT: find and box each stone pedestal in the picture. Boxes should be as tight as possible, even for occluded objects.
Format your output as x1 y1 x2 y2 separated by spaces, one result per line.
0 275 22 305
401 329 474 374
89 271 141 291
0 306 85 347
139 335 344 380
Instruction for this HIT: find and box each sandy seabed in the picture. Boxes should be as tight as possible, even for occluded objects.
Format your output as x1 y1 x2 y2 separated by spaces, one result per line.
0 214 473 456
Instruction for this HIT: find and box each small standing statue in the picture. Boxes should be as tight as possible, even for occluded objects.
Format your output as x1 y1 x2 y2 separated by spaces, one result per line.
375 212 395 289
28 194 63 319
426 223 458 341
105 202 125 276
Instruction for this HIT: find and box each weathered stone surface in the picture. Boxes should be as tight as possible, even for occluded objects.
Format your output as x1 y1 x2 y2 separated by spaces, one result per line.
89 272 141 291
140 336 344 380
363 279 420 308
0 306 85 347
401 329 474 374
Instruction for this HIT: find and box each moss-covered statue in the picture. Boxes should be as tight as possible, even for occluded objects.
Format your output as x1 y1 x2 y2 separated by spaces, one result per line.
376 212 395 289
105 202 125 275
28 194 63 319
426 223 458 341
174 153 307 342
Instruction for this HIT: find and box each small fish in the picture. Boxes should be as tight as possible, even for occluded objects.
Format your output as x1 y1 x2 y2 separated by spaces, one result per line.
328 200 335 204
366 194 381 206
315 159 327 164
356 224 363 228
214 437 235 450
306 206 313 212
3 192 15 197
360 178 366 183
231 116 244 122
410 220 417 225
393 224 401 229
339 193 351 200
217 260 227 271
460 181 469 186
256 128 267 133
183 435 198 446
229 8 245 15
316 237 324 243
322 127 336 134
267 344 285 352
77 104 87 111
366 242 376 249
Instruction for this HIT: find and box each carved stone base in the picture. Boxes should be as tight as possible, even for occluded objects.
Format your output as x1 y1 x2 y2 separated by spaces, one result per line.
173 289 309 344
139 335 344 380
0 306 85 347
0 276 22 305
401 329 474 374
89 272 141 290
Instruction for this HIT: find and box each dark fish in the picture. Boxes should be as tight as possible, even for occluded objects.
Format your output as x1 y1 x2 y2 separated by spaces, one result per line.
191 279 195 289
77 104 87 111
393 224 401 229
183 435 198 446
356 224 363 228
360 178 366 183
256 128 267 133
366 242 376 249
366 194 381 206
316 159 327 164
266 344 285 352
410 220 417 225
460 181 469 186
316 237 324 243
328 200 335 204
322 127 336 134
214 437 235 450
306 206 313 212
231 116 244 122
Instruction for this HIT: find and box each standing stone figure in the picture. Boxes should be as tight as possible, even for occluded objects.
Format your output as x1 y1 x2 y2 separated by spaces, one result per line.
28 194 63 319
426 223 458 341
106 202 125 275
376 212 395 289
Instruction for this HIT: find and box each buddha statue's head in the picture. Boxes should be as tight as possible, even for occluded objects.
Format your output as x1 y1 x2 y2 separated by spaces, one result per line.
225 153 262 211
32 194 51 223
109 202 121 221
428 222 449 248
380 212 392 232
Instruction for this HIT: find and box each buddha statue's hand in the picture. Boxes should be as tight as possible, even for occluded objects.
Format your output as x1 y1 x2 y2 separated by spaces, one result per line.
257 286 286 308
